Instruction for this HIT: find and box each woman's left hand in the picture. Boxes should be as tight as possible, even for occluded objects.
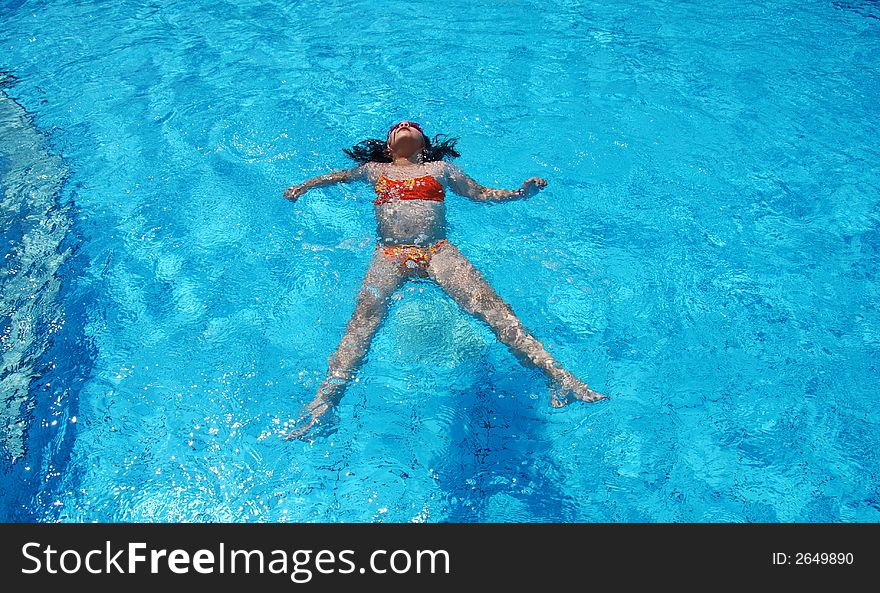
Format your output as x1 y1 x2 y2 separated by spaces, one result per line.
521 177 548 196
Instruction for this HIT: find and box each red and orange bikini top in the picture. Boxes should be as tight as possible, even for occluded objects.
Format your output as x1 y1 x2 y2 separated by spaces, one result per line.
374 173 445 206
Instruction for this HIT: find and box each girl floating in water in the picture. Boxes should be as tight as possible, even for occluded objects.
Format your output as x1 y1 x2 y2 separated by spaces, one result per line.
283 121 607 439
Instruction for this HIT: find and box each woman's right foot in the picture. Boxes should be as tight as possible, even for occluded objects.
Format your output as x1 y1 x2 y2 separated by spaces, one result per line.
284 377 349 441
285 399 336 440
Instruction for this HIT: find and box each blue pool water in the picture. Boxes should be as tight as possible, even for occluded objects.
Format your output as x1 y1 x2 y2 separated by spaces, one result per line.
1 0 878 522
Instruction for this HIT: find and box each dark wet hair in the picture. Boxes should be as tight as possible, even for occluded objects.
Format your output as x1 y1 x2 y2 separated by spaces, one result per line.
343 132 461 163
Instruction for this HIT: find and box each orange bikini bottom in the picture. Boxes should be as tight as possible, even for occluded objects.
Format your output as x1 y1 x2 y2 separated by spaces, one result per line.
377 239 449 273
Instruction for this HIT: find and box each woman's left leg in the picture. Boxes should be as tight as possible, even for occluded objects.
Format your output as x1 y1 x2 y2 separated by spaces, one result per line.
427 242 606 406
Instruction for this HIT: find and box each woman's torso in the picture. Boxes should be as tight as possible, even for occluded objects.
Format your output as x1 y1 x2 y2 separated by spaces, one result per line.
366 161 448 247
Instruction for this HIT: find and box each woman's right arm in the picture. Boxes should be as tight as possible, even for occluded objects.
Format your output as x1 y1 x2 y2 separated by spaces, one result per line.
284 163 370 201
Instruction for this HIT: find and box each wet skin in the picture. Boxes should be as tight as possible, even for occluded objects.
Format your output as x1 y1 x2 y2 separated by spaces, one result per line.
283 123 607 439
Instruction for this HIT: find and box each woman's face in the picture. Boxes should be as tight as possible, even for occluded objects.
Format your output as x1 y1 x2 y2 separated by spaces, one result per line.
387 121 425 158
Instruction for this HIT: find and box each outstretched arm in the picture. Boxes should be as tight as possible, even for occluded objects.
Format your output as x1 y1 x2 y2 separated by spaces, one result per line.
441 162 548 202
284 164 369 201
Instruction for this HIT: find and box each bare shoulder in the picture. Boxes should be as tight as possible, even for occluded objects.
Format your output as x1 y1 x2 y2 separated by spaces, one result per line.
429 160 459 181
360 161 384 183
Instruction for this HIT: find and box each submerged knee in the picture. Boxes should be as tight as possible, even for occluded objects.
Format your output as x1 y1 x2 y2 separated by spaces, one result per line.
475 295 515 323
496 319 526 345
355 287 389 319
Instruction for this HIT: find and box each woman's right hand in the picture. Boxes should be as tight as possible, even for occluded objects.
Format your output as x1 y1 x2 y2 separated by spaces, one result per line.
284 184 307 201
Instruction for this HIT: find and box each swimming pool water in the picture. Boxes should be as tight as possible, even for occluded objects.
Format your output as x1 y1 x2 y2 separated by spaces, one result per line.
1 0 878 522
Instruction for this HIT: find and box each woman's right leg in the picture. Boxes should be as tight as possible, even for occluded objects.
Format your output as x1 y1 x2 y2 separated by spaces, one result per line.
286 251 405 439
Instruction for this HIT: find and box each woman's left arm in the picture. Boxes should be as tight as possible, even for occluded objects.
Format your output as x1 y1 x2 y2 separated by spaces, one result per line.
441 162 547 202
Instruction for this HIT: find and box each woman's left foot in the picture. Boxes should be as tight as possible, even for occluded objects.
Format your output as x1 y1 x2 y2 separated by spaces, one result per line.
549 373 608 408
